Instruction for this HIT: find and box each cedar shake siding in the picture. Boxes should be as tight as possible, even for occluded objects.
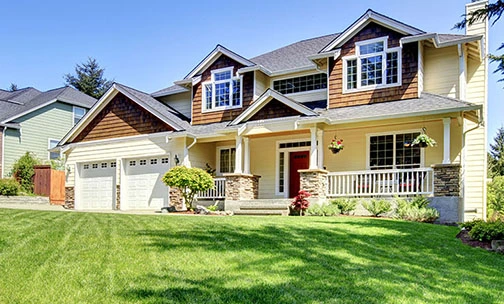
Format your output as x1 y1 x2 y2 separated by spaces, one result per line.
72 93 174 143
248 99 304 122
328 23 418 108
192 55 254 125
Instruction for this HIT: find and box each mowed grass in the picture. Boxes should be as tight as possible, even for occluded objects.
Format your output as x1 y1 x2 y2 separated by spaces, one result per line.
0 209 503 304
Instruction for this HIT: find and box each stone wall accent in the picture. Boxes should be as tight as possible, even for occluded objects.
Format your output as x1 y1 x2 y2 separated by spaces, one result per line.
169 187 184 210
432 164 461 197
299 169 328 199
224 174 260 200
116 185 121 210
64 186 75 209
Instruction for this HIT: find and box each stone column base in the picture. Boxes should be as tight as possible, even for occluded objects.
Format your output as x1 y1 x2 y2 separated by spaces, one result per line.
224 173 261 200
431 164 460 197
169 187 184 210
64 186 75 209
299 169 328 200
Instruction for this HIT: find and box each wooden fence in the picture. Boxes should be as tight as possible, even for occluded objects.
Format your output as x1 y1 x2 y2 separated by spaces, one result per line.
33 165 65 205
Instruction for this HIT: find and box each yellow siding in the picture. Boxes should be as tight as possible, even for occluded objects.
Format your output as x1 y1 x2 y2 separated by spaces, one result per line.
189 142 216 170
158 92 191 119
65 136 185 186
423 45 459 98
254 71 269 99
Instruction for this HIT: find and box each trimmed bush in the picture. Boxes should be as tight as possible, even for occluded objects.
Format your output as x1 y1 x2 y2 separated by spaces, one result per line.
306 203 340 216
11 152 40 193
459 219 484 231
331 198 357 215
362 199 392 217
395 196 439 223
0 179 20 196
468 220 504 242
162 166 214 211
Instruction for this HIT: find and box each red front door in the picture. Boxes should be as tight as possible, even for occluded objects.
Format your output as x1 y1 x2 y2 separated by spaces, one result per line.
289 151 309 198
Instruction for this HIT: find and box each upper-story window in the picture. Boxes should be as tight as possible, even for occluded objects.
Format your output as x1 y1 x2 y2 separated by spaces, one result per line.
343 36 401 93
73 106 86 125
202 67 242 112
273 73 327 95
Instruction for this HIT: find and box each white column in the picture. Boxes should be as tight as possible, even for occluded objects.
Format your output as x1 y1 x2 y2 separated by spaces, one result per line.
317 129 324 169
309 127 318 169
443 118 451 164
234 135 243 174
244 137 250 174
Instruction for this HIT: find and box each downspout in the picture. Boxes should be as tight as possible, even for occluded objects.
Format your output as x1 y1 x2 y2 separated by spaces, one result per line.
183 136 197 167
1 127 5 178
461 110 485 219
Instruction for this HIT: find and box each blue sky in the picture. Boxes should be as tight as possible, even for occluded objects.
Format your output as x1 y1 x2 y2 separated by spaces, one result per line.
0 0 502 143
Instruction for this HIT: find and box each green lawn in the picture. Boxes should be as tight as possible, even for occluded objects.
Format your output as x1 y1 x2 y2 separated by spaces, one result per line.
0 209 502 303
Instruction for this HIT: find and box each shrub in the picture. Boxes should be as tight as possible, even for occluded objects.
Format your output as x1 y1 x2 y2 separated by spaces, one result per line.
207 204 219 212
306 203 340 216
0 179 20 196
487 176 504 220
162 166 214 211
291 190 311 216
362 199 392 217
11 152 40 193
459 219 484 231
468 220 504 242
395 196 439 223
331 198 357 215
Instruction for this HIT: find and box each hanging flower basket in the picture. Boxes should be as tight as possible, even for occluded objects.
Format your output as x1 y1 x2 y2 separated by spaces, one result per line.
328 137 344 154
412 133 436 148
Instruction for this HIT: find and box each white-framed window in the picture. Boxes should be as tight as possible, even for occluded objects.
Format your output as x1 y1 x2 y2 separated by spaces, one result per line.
73 106 86 125
367 131 422 170
273 73 327 95
48 139 60 160
202 67 242 112
343 36 401 93
216 146 236 175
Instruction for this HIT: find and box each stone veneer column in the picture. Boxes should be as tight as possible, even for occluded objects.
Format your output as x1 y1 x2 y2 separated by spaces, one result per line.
64 187 75 209
169 187 184 210
298 169 328 199
432 164 461 197
224 174 260 200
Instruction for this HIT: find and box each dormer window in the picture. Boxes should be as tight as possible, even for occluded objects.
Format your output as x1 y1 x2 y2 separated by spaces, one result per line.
202 67 242 112
343 36 401 93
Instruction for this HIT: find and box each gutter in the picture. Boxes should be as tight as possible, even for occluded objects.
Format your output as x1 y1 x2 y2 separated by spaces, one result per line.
400 33 482 48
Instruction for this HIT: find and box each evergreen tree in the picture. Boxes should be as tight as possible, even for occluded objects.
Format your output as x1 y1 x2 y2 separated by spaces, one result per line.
489 127 504 177
8 83 18 91
455 0 504 83
64 57 113 99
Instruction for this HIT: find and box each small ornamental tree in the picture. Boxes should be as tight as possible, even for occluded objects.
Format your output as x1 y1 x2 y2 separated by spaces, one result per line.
162 166 214 211
11 152 40 193
291 190 311 216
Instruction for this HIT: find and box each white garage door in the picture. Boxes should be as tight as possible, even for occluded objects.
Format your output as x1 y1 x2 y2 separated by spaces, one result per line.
123 156 170 210
78 161 116 209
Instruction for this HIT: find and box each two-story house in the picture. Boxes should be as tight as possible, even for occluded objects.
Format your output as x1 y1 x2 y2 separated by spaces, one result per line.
58 1 488 222
0 86 96 178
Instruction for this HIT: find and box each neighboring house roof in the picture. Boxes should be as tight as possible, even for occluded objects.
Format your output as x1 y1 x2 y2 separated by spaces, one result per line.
0 86 96 124
151 85 188 98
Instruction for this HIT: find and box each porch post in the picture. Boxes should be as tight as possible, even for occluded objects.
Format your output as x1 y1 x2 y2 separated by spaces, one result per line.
244 137 250 174
317 129 324 169
234 135 243 174
309 127 318 169
443 118 451 164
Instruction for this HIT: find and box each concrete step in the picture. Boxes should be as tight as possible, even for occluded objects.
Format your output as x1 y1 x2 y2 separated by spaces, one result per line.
0 196 50 205
234 209 288 216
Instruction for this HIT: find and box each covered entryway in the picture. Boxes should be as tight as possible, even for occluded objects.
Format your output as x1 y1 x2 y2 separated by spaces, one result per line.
122 156 170 210
77 161 116 209
289 151 309 197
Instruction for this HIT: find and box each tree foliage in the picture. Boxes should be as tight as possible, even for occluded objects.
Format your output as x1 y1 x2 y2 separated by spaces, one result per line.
489 127 504 177
162 166 214 210
455 0 504 82
11 152 40 193
488 176 504 220
64 57 113 99
7 83 18 91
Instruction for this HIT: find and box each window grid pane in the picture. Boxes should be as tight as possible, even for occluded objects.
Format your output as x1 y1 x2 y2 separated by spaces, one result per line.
273 73 327 95
369 135 393 169
359 41 384 55
386 52 399 84
346 59 357 89
214 82 230 107
205 84 213 109
214 70 231 81
279 152 285 193
220 149 230 173
232 79 241 106
361 55 383 86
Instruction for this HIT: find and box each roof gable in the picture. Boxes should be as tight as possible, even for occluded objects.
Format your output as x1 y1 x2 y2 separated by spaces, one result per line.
321 9 424 52
184 45 255 80
230 89 318 126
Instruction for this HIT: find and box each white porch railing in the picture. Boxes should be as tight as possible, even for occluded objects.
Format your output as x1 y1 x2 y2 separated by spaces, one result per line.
327 168 434 197
197 178 226 199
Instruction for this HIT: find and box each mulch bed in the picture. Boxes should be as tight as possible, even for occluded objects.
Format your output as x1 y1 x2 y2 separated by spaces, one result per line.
456 229 492 250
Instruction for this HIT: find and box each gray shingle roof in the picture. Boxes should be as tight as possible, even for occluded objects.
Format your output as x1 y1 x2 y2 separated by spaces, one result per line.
437 33 474 43
151 85 188 98
250 33 340 73
114 83 191 131
0 86 96 123
311 92 478 123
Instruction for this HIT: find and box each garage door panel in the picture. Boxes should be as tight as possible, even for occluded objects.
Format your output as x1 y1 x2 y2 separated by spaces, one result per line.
78 162 116 209
124 157 169 210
